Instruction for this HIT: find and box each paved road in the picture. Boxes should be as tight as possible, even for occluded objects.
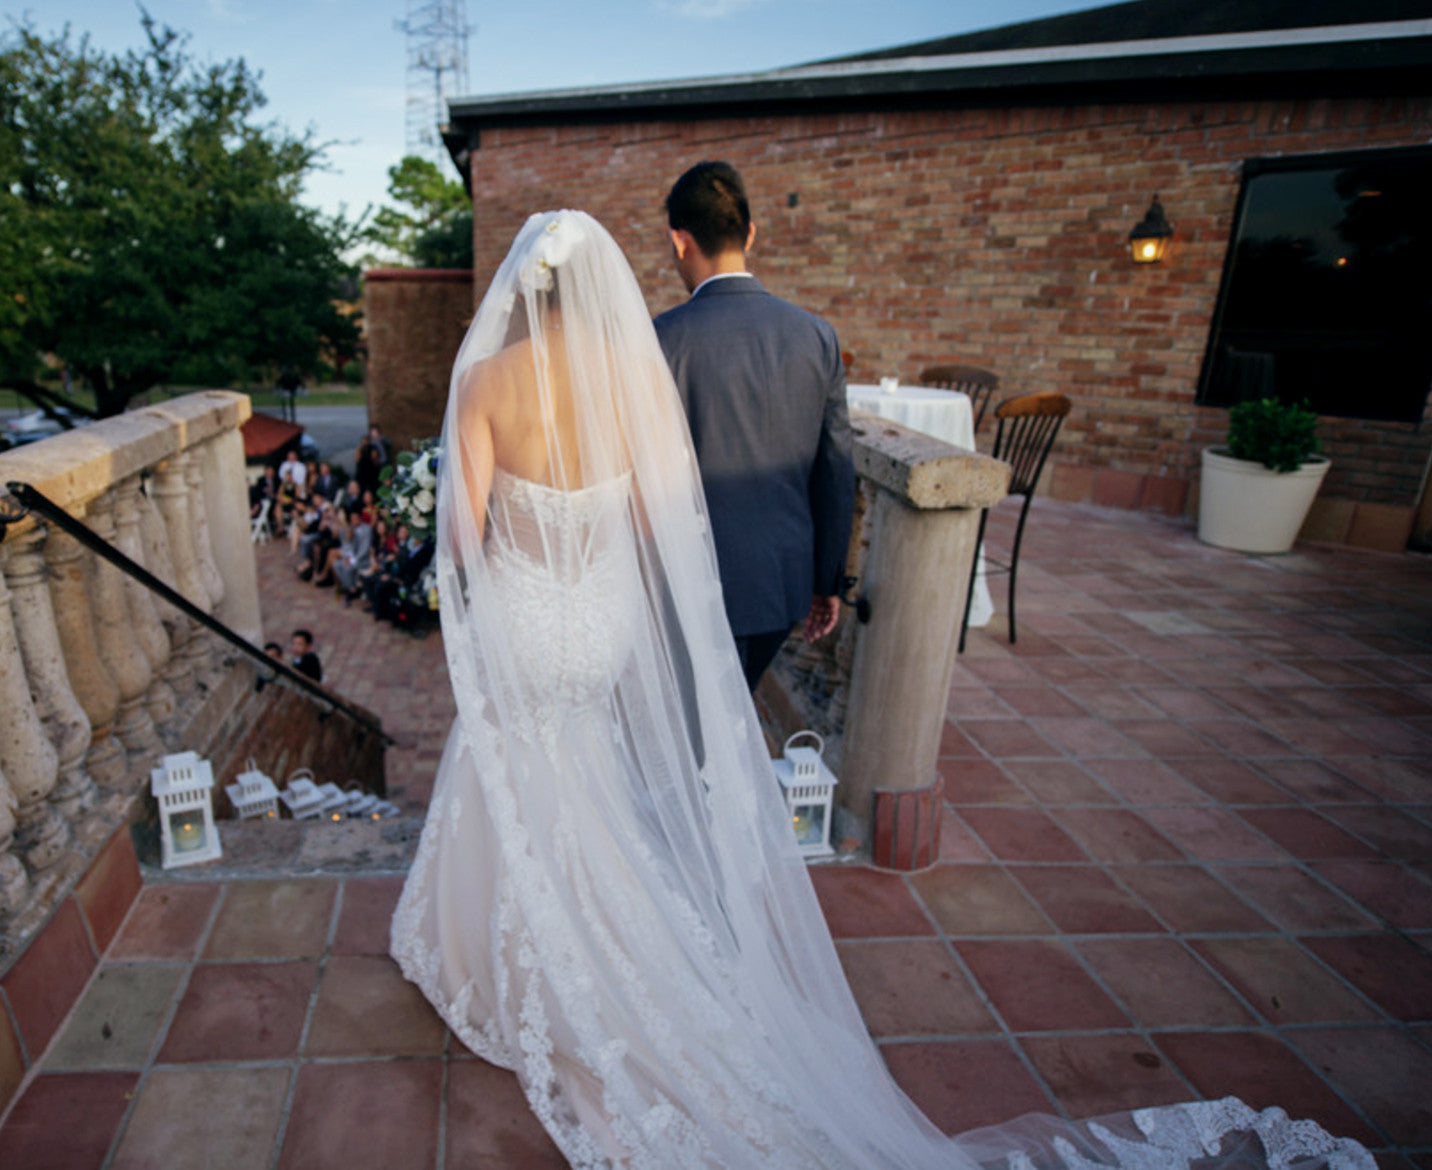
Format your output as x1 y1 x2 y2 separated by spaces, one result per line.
284 404 370 474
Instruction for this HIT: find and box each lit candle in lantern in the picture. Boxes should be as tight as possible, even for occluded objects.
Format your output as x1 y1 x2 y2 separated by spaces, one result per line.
171 815 204 853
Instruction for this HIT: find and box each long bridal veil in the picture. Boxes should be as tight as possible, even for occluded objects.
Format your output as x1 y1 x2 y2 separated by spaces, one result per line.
391 211 1372 1170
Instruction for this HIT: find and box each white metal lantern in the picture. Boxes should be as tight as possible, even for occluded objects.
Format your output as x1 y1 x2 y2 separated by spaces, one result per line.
225 759 279 820
278 770 326 820
772 731 838 858
315 782 350 820
151 751 222 869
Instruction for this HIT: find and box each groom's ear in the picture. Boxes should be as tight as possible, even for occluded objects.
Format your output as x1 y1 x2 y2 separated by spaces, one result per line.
746 221 757 252
669 229 694 261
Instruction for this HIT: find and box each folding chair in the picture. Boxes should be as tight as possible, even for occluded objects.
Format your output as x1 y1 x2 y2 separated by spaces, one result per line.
919 364 1000 433
959 391 1071 652
250 498 272 545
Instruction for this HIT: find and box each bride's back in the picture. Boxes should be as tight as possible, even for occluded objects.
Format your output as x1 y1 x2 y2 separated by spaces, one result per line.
469 332 590 491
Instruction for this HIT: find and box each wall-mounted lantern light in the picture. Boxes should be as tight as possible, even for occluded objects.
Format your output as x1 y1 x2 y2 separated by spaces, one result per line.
1128 195 1173 264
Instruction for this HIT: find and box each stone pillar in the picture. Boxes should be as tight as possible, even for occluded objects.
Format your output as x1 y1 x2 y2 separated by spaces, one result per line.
3 529 96 819
151 455 220 690
0 551 67 871
85 491 162 764
826 420 1008 870
45 523 128 788
0 762 31 917
137 479 197 705
194 431 260 643
114 477 178 736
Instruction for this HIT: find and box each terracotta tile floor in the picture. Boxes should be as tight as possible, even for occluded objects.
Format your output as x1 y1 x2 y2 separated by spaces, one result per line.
3 501 1431 1166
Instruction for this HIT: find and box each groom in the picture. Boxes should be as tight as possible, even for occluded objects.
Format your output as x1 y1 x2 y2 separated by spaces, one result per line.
654 161 855 690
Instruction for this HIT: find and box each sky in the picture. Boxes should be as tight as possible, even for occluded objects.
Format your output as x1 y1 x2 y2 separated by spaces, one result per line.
7 0 1097 225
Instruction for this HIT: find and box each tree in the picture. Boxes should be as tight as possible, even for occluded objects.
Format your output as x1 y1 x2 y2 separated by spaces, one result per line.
0 16 360 418
362 154 473 269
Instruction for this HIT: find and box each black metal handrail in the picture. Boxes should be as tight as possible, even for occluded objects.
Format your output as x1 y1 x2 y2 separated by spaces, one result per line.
5 480 394 748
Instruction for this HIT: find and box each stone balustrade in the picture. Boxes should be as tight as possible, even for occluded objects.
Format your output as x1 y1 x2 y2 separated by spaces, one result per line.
762 410 1010 870
0 392 259 953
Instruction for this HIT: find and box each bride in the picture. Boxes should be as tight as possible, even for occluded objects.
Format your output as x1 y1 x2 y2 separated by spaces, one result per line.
391 210 1370 1169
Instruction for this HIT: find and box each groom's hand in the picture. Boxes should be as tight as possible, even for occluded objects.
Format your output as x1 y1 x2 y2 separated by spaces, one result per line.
803 595 840 642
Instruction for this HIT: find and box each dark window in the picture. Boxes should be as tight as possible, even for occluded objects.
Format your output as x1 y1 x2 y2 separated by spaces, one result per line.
1198 146 1432 423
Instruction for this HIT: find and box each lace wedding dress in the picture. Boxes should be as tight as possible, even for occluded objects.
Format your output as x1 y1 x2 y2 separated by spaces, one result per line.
391 211 1373 1170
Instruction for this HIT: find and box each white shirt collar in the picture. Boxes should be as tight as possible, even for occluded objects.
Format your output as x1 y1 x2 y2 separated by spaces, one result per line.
691 271 755 297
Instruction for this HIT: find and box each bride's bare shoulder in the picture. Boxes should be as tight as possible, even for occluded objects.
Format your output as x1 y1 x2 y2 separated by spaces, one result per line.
461 341 536 412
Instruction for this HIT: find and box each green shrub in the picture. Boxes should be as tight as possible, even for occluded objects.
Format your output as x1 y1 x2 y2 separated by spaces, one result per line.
1226 398 1321 473
341 359 364 386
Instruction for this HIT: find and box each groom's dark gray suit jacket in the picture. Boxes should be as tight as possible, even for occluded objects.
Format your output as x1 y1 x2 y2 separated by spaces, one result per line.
654 276 855 638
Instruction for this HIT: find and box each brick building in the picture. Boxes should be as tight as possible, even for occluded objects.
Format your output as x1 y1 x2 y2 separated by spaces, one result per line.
438 0 1432 550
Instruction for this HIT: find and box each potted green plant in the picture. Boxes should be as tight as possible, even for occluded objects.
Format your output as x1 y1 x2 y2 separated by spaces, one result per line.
1198 397 1330 553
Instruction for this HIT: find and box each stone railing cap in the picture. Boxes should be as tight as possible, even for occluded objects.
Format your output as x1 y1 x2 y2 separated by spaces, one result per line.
851 409 1010 510
1 391 250 537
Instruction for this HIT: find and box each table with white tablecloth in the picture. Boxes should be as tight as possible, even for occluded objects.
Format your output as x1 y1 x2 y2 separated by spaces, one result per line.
847 382 994 628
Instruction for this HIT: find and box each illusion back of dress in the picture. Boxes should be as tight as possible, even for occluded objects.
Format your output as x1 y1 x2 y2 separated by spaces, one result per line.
485 467 638 713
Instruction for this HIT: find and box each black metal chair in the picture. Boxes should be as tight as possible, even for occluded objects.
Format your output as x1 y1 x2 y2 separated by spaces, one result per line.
959 391 1071 652
919 363 1000 433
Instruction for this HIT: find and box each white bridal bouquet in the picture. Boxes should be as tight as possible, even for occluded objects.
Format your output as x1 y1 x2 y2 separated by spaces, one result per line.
378 437 441 541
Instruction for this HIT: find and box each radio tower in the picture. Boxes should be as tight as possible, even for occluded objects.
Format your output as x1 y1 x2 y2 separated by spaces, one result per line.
399 0 471 163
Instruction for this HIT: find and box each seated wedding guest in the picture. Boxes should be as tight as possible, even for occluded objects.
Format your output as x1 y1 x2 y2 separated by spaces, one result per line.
289 629 322 682
278 447 307 492
338 479 364 519
290 493 325 556
275 470 299 534
297 500 340 581
375 516 399 556
311 460 343 501
369 523 434 622
330 516 375 601
359 489 379 526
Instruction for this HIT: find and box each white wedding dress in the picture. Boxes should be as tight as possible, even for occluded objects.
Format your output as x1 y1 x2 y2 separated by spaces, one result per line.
392 211 1374 1170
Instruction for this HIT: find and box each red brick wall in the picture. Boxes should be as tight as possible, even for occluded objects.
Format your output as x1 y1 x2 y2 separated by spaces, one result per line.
364 269 473 454
466 94 1432 549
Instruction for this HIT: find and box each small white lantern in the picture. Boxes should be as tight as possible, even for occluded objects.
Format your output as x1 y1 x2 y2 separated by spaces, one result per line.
772 731 838 858
315 781 350 820
151 751 222 869
344 791 379 817
278 770 326 820
225 759 279 820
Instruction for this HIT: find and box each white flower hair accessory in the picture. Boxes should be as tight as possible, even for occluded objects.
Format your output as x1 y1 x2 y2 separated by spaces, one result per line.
520 215 584 293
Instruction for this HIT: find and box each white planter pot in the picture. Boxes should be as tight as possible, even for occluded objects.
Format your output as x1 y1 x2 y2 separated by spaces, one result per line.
1198 447 1331 554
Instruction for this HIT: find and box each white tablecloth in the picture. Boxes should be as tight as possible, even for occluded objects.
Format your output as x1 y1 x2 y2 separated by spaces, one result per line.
847 383 994 628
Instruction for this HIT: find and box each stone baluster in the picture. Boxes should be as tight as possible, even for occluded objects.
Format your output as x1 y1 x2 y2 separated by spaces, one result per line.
0 548 67 871
2 528 96 821
85 490 162 762
0 762 32 918
113 476 179 737
43 523 128 788
136 478 197 704
150 455 219 691
185 446 226 616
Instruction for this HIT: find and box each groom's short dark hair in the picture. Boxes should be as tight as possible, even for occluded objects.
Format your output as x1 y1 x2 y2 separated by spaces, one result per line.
666 161 750 258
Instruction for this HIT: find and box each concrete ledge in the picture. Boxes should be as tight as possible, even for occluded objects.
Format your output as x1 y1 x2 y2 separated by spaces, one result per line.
850 410 1008 510
0 392 251 535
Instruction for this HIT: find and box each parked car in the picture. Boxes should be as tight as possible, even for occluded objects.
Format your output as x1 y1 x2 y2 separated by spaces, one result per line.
3 406 86 447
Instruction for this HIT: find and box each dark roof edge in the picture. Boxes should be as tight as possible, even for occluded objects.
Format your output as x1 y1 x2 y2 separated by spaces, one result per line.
448 19 1432 129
